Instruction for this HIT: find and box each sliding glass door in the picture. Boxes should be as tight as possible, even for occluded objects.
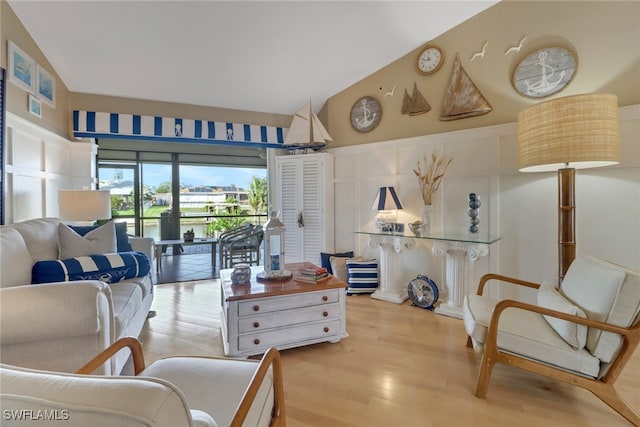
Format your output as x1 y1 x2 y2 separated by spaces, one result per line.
99 156 267 240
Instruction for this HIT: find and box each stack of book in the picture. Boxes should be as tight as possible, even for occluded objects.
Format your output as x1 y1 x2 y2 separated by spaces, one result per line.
295 266 330 283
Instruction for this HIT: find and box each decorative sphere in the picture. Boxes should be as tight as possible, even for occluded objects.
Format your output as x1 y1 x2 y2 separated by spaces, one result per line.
468 208 479 217
469 225 479 233
470 217 480 226
469 199 481 209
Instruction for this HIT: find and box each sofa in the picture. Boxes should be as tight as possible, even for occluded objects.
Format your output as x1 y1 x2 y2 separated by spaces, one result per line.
0 217 154 375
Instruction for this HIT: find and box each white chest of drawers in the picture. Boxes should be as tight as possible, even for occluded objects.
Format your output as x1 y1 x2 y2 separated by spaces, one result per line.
220 263 348 357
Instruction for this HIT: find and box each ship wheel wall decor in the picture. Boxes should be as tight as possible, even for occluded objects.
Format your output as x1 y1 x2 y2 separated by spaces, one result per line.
512 47 577 98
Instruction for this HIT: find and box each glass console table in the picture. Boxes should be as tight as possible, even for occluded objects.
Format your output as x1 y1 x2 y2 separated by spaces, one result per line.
354 230 501 318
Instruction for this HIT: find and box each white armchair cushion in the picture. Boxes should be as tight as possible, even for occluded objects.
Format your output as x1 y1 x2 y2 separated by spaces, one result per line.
463 294 499 350
463 294 601 377
537 281 587 350
58 222 117 259
1 364 193 427
561 256 640 363
496 308 601 378
141 356 274 427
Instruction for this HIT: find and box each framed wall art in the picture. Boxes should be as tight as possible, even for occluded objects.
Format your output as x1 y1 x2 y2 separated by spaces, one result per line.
350 96 382 133
36 65 56 108
1 67 5 224
512 47 577 98
28 94 42 118
7 41 35 93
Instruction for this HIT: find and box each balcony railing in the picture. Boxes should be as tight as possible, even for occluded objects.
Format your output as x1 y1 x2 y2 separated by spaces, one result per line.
116 213 268 241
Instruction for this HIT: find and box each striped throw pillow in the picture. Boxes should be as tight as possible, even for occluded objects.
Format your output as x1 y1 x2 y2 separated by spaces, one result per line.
32 251 150 284
346 259 379 294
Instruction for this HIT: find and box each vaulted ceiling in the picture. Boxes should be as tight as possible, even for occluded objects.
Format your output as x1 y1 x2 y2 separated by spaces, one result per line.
8 1 498 115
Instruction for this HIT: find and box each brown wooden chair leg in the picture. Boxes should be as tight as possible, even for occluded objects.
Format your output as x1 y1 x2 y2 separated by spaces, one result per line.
466 336 473 348
590 384 640 426
475 348 497 398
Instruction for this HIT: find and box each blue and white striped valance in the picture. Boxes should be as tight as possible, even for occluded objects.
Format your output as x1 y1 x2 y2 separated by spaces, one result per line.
73 110 287 149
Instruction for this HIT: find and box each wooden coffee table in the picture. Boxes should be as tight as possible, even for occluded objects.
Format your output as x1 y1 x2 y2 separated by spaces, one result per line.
220 262 348 357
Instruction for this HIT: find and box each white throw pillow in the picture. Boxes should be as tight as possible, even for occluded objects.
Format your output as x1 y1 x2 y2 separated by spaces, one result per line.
330 256 363 283
58 221 117 259
537 281 588 350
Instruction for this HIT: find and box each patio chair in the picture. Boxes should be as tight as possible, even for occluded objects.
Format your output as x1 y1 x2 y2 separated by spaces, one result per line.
220 224 263 269
0 337 286 427
463 255 640 425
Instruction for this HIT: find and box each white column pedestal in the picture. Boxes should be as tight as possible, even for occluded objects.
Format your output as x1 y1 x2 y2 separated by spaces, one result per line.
432 240 489 319
367 235 415 304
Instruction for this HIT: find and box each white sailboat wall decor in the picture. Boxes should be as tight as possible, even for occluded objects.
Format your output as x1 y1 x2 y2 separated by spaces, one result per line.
283 100 333 153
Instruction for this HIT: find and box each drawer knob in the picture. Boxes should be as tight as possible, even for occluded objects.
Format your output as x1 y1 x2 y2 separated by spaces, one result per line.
322 296 328 302
323 311 328 317
324 327 329 333
253 305 260 312
253 322 260 328
254 339 260 345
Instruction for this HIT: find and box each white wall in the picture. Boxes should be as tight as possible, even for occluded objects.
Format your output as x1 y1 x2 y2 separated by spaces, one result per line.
327 105 640 302
4 112 98 224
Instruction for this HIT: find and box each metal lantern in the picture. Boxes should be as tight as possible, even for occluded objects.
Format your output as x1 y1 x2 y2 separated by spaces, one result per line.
257 211 292 280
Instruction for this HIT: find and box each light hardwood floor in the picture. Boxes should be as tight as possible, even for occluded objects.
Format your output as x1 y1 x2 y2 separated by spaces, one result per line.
139 280 640 427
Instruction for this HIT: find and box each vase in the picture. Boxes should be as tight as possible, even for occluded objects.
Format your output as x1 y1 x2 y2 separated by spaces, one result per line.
468 193 480 234
422 205 434 235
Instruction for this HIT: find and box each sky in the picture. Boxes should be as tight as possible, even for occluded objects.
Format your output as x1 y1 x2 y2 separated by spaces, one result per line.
102 164 266 190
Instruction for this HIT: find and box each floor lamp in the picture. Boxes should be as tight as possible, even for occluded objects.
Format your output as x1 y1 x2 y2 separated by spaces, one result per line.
517 93 620 283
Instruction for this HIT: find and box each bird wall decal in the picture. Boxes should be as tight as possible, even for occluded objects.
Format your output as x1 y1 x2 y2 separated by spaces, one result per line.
505 36 527 55
384 85 398 98
470 42 488 61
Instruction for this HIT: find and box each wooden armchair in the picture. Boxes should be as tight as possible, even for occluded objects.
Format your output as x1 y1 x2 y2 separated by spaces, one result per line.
463 256 640 425
1 337 286 427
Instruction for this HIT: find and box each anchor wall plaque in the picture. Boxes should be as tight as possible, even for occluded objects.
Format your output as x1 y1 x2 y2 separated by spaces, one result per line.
350 96 382 133
512 47 577 98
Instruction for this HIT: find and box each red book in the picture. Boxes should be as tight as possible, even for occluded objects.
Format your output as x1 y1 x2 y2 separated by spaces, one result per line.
301 266 327 276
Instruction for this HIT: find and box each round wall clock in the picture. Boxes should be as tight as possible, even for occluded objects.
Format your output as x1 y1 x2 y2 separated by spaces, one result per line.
350 96 382 133
512 47 577 98
407 275 439 310
416 45 444 75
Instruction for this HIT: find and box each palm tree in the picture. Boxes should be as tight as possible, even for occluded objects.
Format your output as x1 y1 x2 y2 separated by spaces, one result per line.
248 176 268 214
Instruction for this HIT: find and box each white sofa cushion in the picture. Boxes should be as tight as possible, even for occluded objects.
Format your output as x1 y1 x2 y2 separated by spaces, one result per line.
561 256 640 363
58 221 117 259
330 255 363 283
537 281 587 349
11 217 60 262
0 227 32 288
0 364 193 427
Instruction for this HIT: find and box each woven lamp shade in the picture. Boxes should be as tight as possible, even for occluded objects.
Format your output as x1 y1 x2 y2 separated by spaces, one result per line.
518 93 620 172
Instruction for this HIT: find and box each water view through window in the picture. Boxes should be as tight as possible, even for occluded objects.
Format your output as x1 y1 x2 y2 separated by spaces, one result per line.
99 163 267 240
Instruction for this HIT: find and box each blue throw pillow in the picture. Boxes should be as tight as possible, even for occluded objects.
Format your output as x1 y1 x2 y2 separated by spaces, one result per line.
321 251 354 275
71 222 132 252
32 251 150 284
345 259 379 294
